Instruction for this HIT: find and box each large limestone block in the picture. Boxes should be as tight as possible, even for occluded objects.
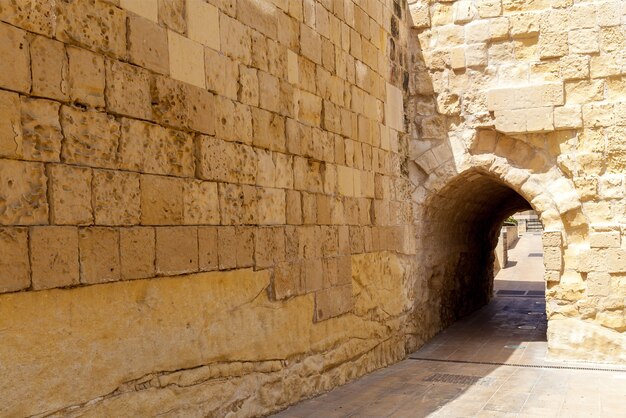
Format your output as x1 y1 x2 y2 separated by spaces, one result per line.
0 90 23 159
548 317 626 364
0 21 30 93
20 97 63 162
120 227 155 280
56 0 126 58
67 46 106 108
140 174 184 225
60 106 121 170
128 14 169 75
47 164 93 225
30 226 79 290
487 83 564 111
30 35 69 101
0 0 55 36
0 159 48 225
168 30 205 88
187 0 220 50
93 169 141 225
0 269 317 416
0 227 30 292
118 118 195 177
79 227 121 284
105 60 153 120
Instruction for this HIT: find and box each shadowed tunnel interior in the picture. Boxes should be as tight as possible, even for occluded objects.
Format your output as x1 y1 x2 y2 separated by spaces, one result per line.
419 170 533 332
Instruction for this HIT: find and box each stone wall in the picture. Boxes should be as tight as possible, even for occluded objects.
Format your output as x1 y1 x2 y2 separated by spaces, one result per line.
3 0 626 415
407 0 626 363
0 0 419 416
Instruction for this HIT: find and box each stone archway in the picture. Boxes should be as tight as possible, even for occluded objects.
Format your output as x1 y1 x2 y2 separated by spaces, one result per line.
407 131 582 355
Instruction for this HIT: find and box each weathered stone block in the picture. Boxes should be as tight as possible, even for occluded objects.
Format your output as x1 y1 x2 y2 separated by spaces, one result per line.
477 0 501 18
314 284 353 321
118 118 194 177
198 226 218 271
257 188 286 225
30 35 68 101
255 227 285 269
239 65 259 107
252 107 286 151
158 0 186 33
217 226 236 269
220 14 252 65
273 261 304 299
204 47 239 100
235 226 254 268
168 29 205 88
0 227 30 292
30 226 79 290
607 248 626 273
67 46 106 108
128 14 169 75
196 135 257 184
568 28 599 54
0 90 23 159
183 180 220 225
48 164 93 225
93 169 141 225
79 227 120 284
409 2 430 28
554 105 582 129
156 226 199 275
0 159 48 225
218 183 258 225
120 227 155 279
56 0 126 58
0 0 55 36
140 174 184 225
0 21 30 93
544 246 563 271
186 85 216 135
590 231 621 248
105 60 152 120
20 98 63 162
60 106 120 169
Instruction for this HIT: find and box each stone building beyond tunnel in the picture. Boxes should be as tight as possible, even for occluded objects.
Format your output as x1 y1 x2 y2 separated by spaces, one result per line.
1 0 626 416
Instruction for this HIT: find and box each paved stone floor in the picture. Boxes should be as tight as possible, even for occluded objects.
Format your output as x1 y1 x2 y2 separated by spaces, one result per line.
273 233 626 417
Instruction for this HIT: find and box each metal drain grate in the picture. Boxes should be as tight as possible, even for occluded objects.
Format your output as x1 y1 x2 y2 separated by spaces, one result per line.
423 373 494 386
528 253 543 257
527 290 545 296
496 290 545 298
408 357 626 373
497 290 526 295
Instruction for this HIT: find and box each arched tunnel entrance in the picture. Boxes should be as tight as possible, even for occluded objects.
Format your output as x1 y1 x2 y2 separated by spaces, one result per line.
418 169 537 334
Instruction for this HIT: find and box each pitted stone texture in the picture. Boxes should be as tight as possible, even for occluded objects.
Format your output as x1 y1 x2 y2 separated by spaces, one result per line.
0 227 30 292
79 227 121 284
0 160 48 225
47 164 93 225
158 0 186 33
93 170 141 225
0 90 23 159
30 226 79 290
56 0 126 58
105 60 153 120
0 0 55 36
30 36 69 101
20 98 63 162
0 22 29 93
118 118 195 177
140 174 184 225
60 106 120 169
183 180 219 225
67 46 106 108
